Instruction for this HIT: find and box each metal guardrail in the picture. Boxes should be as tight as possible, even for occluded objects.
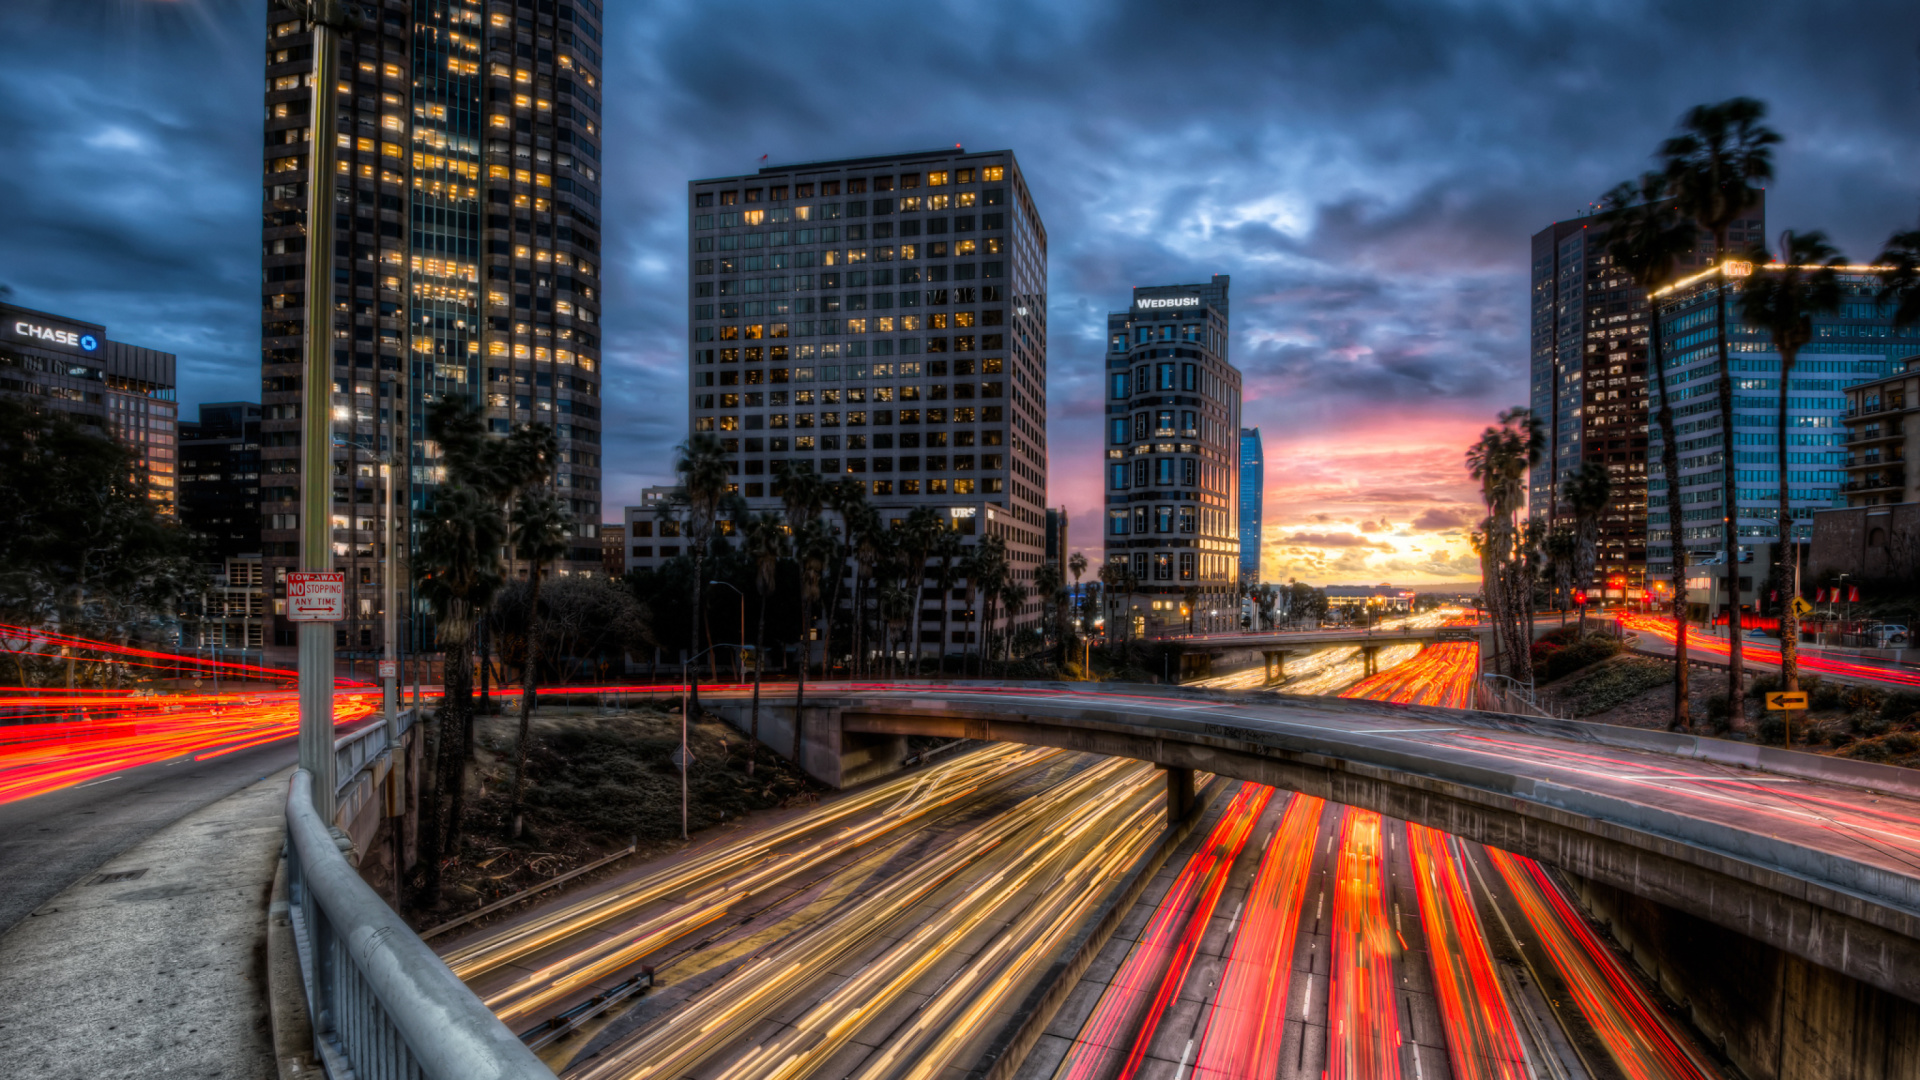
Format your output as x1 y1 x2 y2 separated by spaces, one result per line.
285 769 552 1080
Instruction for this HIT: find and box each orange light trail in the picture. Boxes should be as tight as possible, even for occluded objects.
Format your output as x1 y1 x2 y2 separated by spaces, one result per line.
1341 642 1479 707
1190 792 1323 1080
1327 807 1402 1080
1622 613 1920 689
1407 823 1530 1080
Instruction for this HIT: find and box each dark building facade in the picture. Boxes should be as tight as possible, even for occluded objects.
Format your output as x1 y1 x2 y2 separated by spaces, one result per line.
1528 195 1765 599
686 148 1050 648
1104 276 1242 635
260 1 606 655
1238 426 1263 584
178 402 264 561
1 302 178 515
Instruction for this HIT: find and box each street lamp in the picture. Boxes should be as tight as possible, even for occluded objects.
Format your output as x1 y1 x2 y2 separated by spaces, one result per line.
286 0 377 821
708 580 745 682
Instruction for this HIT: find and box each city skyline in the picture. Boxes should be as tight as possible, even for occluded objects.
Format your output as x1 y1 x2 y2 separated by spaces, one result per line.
4 2 1919 584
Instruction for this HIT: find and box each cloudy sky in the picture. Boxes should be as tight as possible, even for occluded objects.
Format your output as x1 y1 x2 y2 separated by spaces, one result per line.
3 1 1916 585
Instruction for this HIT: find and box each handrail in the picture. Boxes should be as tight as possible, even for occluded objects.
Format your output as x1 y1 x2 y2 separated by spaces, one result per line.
285 769 553 1080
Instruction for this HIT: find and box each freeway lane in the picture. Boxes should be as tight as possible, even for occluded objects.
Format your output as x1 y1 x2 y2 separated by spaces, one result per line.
0 735 298 936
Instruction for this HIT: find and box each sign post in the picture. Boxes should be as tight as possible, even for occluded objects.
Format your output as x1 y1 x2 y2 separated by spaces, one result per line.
1765 691 1808 748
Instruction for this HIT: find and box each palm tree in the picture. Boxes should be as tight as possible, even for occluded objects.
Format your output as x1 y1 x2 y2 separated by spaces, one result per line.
1564 461 1612 635
998 580 1029 675
791 518 833 759
668 433 731 719
773 459 826 681
1034 560 1065 661
1661 96 1780 732
845 501 883 677
742 511 787 776
1067 551 1088 633
1875 230 1920 330
1466 409 1543 678
506 489 568 839
820 478 867 680
930 526 963 677
1543 524 1579 626
1598 172 1699 730
966 535 1009 678
898 506 944 677
413 484 505 902
1739 230 1845 696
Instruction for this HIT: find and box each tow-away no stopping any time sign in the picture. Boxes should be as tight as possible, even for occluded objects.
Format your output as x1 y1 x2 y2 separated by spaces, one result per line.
286 571 347 622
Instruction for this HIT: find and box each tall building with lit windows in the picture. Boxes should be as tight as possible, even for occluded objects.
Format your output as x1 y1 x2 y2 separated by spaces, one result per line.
1528 194 1764 599
258 1 605 661
685 149 1049 651
1103 277 1242 636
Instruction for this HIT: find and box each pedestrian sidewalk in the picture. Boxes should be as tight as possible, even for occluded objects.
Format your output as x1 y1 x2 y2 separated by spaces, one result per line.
0 768 290 1079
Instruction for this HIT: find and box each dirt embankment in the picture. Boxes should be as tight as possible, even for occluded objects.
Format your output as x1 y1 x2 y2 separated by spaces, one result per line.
407 704 826 933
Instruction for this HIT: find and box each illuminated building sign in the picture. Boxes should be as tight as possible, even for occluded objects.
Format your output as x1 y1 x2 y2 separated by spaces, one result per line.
1134 296 1199 309
11 320 99 352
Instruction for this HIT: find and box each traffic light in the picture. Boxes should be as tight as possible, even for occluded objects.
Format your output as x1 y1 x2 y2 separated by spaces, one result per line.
1574 590 1588 606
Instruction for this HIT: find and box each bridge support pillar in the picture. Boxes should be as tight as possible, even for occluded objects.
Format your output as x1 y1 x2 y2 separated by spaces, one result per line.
1361 644 1381 677
1163 765 1196 824
1262 650 1292 686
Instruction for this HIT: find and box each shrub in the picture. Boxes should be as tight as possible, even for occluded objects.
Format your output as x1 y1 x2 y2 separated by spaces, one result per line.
1756 715 1787 745
1809 679 1845 712
1879 690 1920 727
1562 658 1673 717
1842 685 1888 714
1850 711 1891 738
1539 633 1625 682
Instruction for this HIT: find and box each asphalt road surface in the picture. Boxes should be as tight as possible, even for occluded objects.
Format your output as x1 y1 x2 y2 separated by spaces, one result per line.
0 737 296 936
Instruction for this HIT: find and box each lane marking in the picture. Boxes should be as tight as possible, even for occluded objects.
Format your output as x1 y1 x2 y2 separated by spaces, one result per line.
74 775 122 789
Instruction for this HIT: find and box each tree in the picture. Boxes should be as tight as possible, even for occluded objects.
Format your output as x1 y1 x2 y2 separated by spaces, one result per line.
1035 560 1066 660
1182 584 1201 635
743 512 787 775
1661 96 1780 733
1543 525 1579 627
1564 461 1612 634
1598 172 1699 731
897 507 945 676
931 526 964 676
1466 408 1543 679
413 484 505 903
1874 230 1920 331
505 489 568 839
665 433 731 718
965 535 1009 677
999 580 1029 674
792 518 833 760
1738 230 1845 697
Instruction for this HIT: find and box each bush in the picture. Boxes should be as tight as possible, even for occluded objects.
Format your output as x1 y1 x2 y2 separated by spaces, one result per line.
1879 690 1920 727
1538 633 1625 682
1561 658 1674 717
1810 679 1846 712
1843 685 1888 715
1756 715 1787 745
1850 711 1891 738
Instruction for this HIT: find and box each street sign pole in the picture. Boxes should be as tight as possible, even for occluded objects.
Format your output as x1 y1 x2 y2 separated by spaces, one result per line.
298 3 343 823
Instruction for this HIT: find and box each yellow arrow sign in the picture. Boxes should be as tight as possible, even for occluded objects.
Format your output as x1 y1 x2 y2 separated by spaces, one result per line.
1791 597 1814 617
1766 691 1808 710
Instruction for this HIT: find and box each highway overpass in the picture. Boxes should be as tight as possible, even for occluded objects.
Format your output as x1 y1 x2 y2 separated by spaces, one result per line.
704 682 1920 1010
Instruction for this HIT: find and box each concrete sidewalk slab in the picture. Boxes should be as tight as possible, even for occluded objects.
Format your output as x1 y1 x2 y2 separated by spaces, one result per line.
0 767 289 1079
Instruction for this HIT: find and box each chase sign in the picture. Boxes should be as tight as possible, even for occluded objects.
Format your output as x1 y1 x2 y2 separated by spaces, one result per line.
12 320 100 353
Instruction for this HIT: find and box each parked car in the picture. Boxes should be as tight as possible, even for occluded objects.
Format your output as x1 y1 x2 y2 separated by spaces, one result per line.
1869 624 1910 647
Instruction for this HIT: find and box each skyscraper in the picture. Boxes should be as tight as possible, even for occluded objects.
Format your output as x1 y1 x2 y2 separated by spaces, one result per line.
1528 195 1763 600
178 402 264 561
1103 276 1241 635
685 149 1050 649
1238 426 1263 584
259 2 605 657
1650 262 1902 594
1 302 178 516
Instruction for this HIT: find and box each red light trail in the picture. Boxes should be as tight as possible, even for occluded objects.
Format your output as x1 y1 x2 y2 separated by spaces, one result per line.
1053 782 1270 1080
1407 823 1529 1080
1487 848 1716 1080
1622 613 1920 688
1341 641 1480 707
1326 807 1403 1080
1190 791 1323 1080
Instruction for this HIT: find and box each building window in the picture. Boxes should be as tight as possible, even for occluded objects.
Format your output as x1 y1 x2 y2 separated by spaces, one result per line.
1155 506 1173 533
1179 552 1196 581
1109 510 1128 535
1154 553 1173 581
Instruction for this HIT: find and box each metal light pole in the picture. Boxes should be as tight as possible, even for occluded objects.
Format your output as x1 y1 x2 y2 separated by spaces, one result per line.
383 457 398 730
296 0 343 822
291 0 371 821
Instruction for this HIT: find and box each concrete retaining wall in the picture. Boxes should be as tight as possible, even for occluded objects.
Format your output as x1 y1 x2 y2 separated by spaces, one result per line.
1567 872 1920 1080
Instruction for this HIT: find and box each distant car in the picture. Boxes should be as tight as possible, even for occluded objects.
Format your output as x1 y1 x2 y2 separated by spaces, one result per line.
1870 624 1910 647
1744 628 1770 639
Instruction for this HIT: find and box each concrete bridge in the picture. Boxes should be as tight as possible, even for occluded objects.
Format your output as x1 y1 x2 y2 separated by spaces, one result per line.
706 682 1920 1078
1151 625 1492 680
